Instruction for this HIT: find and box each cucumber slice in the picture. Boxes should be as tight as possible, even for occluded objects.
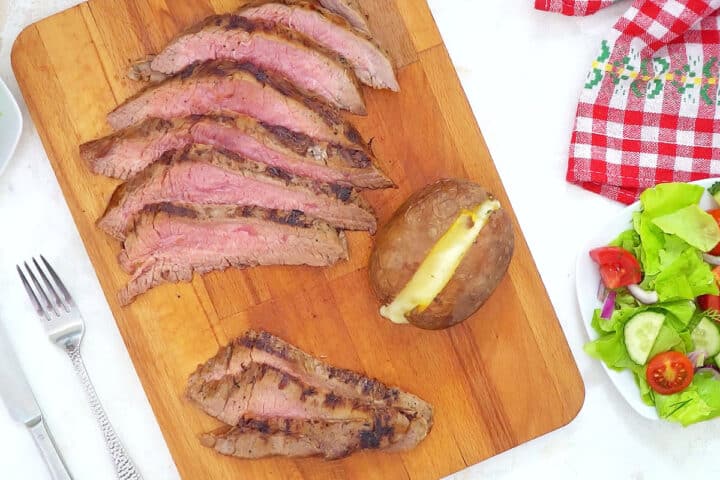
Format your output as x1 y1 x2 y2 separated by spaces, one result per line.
692 317 720 357
624 311 666 365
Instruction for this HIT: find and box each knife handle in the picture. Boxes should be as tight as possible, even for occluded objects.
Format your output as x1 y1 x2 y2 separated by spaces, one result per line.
29 418 73 480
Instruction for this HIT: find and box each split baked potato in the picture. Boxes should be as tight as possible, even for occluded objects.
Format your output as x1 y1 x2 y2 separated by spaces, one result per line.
369 178 515 330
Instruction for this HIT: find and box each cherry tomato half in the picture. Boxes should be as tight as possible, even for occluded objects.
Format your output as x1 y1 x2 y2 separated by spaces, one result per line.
589 246 642 289
698 294 720 312
708 210 720 256
645 351 694 395
697 266 720 312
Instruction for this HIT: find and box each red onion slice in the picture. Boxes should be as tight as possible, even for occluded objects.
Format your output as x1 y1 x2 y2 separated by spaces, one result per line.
628 284 659 305
601 290 616 320
597 280 609 303
703 253 720 266
688 350 707 368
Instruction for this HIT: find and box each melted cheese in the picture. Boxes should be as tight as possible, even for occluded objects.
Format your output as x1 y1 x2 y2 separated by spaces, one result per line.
380 200 501 324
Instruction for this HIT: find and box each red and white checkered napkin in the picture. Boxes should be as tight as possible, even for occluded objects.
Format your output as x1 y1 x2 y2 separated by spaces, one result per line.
537 0 720 204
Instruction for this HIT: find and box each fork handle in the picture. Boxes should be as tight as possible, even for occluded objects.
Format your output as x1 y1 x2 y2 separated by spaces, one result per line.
29 418 73 480
67 346 143 480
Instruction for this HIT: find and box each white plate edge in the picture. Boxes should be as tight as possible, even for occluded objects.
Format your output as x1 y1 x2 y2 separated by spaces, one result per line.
0 76 23 177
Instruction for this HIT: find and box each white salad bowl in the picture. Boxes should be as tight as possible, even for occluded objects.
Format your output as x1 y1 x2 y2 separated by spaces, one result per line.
576 178 720 421
0 76 22 176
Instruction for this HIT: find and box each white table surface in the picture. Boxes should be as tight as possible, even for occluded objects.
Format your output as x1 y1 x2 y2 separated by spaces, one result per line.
1 0 719 479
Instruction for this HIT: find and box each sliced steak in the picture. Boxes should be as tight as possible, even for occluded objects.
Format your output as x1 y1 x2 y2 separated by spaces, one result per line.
188 331 433 459
80 115 392 188
317 0 370 34
99 145 377 240
240 1 398 91
201 414 406 460
117 204 347 305
186 360 410 430
229 330 433 425
146 15 365 114
188 330 433 453
107 61 370 150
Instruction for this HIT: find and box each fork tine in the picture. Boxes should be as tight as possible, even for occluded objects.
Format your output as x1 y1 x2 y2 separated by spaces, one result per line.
16 265 45 317
40 255 73 305
33 257 66 312
23 261 57 317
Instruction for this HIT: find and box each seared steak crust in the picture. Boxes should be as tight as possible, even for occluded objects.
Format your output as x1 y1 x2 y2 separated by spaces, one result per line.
146 15 365 114
241 0 398 91
107 61 371 150
80 115 391 188
98 144 377 240
117 204 348 305
187 330 433 459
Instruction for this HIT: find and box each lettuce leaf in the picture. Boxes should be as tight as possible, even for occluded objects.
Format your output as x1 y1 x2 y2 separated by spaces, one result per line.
655 372 720 426
635 183 706 276
648 325 685 358
654 249 718 301
609 229 641 257
584 329 637 372
635 214 666 276
652 205 720 252
639 182 704 218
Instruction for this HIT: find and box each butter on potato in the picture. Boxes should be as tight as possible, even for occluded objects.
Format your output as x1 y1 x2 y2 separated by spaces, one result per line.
369 179 514 330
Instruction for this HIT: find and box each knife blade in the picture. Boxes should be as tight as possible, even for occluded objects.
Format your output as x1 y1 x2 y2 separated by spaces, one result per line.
0 322 41 425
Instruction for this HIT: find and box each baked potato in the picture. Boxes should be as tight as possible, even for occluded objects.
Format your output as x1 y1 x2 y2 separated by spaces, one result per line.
369 178 515 330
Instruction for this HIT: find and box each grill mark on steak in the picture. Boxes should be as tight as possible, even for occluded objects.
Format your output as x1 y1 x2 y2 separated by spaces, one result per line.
330 184 352 202
323 392 343 408
359 416 395 449
139 202 316 228
80 115 391 187
108 61 371 150
300 386 317 401
224 14 255 31
117 205 348 305
265 166 294 183
98 144 377 240
142 14 366 114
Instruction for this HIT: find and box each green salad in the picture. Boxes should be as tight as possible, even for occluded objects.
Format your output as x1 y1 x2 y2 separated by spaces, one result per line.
586 182 720 426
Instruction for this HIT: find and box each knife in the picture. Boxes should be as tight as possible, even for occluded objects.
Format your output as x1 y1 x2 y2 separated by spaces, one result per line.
0 322 73 480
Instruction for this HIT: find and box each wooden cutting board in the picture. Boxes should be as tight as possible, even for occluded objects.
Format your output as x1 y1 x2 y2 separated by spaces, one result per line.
11 1 585 478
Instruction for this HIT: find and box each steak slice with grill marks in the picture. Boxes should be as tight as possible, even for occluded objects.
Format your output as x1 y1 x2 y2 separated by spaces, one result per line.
80 115 392 188
186 360 410 430
117 204 347 305
317 0 370 34
107 61 370 150
200 414 406 460
222 330 434 426
187 331 433 459
240 0 398 91
98 144 377 240
144 15 365 114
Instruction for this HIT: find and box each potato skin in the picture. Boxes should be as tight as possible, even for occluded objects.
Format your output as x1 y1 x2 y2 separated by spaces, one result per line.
369 179 515 330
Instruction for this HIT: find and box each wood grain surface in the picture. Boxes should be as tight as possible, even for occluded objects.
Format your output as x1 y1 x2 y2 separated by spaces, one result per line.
11 1 585 478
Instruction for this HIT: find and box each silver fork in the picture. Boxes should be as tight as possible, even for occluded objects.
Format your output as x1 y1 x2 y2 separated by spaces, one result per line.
17 256 143 480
